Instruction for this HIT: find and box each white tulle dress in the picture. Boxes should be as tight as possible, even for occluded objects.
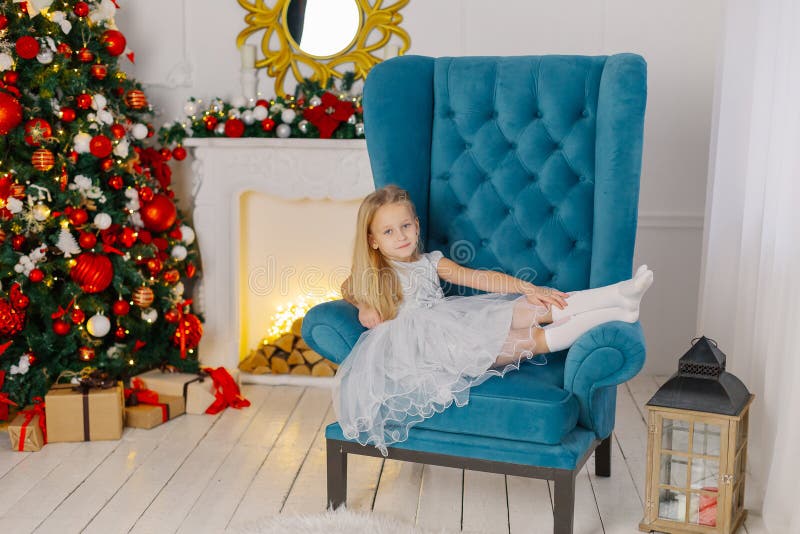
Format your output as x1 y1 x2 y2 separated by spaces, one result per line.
333 250 550 455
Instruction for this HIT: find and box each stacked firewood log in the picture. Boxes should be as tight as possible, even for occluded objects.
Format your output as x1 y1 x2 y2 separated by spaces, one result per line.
238 317 338 377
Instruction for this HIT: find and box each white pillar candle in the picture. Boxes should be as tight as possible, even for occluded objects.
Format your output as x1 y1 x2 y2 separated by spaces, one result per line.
240 44 256 69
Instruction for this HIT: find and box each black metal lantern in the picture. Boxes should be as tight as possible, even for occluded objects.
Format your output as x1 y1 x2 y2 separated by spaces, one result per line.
639 337 754 534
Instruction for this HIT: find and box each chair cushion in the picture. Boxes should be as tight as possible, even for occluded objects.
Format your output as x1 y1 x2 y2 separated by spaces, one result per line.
415 351 578 445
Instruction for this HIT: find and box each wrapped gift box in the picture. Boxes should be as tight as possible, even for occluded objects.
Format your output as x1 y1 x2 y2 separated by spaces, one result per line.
45 382 124 442
135 368 239 415
125 394 185 429
8 405 46 451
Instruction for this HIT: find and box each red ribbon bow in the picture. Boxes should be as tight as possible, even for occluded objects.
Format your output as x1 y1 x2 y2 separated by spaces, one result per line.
125 378 169 422
16 397 46 451
202 367 251 414
50 297 76 320
0 370 18 421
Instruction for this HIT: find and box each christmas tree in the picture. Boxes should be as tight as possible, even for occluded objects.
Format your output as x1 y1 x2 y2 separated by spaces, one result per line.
0 0 203 410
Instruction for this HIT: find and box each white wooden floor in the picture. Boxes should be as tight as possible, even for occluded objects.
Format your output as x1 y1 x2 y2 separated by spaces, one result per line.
0 375 768 534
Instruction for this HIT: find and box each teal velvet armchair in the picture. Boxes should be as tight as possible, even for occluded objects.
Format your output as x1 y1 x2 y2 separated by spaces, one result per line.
301 54 647 533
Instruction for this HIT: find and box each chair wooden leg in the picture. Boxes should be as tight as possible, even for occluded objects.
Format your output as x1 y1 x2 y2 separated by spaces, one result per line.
553 471 576 534
327 439 347 510
595 435 612 477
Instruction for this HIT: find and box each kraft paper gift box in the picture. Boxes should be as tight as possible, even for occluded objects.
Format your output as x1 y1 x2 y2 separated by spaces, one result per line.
134 369 233 414
125 394 185 429
45 382 124 442
8 404 46 452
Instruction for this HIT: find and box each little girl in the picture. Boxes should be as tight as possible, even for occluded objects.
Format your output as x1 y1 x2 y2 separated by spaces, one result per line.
336 185 653 455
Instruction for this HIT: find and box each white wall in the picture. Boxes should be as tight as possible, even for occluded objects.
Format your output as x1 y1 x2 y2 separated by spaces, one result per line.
118 0 723 374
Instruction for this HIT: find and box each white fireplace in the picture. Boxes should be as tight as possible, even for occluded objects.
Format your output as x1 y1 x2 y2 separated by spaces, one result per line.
186 138 373 383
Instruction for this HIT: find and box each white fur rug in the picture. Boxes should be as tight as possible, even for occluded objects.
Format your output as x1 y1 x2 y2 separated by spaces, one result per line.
231 508 454 534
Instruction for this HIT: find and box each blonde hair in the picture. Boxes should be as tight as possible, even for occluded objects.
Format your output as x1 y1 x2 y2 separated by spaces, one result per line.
343 185 421 321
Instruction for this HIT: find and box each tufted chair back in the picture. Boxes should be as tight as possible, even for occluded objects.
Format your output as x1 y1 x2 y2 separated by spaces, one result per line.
363 55 647 293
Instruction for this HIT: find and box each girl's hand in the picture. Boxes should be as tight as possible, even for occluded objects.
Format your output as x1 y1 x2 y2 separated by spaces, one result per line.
524 284 570 310
358 305 383 329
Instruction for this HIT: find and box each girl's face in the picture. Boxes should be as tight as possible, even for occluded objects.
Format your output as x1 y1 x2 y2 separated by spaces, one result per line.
368 202 419 262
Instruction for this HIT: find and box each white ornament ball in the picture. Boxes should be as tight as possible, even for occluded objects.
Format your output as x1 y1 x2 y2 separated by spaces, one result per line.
87 313 111 337
231 95 247 108
73 132 92 153
280 108 297 124
0 53 13 71
253 105 268 121
124 187 139 199
214 123 225 135
141 308 158 324
171 245 188 261
228 108 241 119
92 94 107 111
37 49 54 64
355 122 365 136
298 120 309 134
32 203 51 221
276 123 291 138
183 100 198 116
309 95 322 107
93 212 112 230
131 123 148 140
179 224 195 245
241 110 255 125
347 113 357 125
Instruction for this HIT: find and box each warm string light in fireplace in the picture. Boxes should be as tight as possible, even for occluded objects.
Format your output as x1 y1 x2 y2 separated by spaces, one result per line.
262 291 341 344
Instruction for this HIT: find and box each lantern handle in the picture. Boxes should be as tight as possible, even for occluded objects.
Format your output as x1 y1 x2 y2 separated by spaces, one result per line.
691 336 718 348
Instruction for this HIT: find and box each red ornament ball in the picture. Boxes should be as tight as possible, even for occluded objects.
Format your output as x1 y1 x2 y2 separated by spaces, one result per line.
147 258 163 275
101 30 127 56
163 269 180 284
100 158 115 172
57 42 72 58
89 135 113 158
138 186 154 202
78 47 94 63
70 252 114 293
112 299 130 316
0 91 23 135
172 313 203 351
261 118 276 132
53 319 71 336
78 231 97 249
159 147 172 161
26 352 35 365
0 15 7 30
78 346 96 362
73 1 89 17
28 268 44 283
76 94 93 110
132 286 154 308
120 227 137 248
115 326 126 340
140 194 177 232
71 308 85 324
108 175 124 190
164 308 180 323
110 124 126 139
60 107 76 122
14 293 29 310
31 148 55 171
11 235 24 250
224 118 245 138
172 146 187 161
0 298 26 336
203 115 218 130
24 118 52 146
2 70 18 85
15 36 39 60
90 64 108 80
68 208 88 226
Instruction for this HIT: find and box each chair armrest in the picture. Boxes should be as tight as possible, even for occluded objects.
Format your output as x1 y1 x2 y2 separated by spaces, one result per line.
300 300 366 365
562 321 646 434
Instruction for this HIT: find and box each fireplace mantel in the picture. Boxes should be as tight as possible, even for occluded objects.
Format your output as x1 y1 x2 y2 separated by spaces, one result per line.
186 138 373 380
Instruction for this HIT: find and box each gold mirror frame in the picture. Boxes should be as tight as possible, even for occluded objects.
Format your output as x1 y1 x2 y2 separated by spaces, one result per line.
237 0 410 96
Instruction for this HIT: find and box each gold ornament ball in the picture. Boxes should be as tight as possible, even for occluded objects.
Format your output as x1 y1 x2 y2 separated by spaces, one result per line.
132 286 155 308
31 148 55 171
125 89 148 110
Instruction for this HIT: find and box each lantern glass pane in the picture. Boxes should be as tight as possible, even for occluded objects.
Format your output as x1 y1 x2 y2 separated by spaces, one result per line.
735 449 746 477
690 457 719 490
689 491 719 527
660 453 688 487
658 489 687 522
661 418 690 452
693 422 721 456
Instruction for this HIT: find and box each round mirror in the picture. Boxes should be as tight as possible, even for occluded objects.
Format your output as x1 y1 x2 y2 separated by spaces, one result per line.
284 0 361 58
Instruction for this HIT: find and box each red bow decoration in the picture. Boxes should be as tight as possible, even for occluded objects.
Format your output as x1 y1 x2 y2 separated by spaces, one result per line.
202 367 250 414
124 377 160 405
50 297 76 320
0 370 18 421
302 92 355 139
16 397 46 451
102 243 125 256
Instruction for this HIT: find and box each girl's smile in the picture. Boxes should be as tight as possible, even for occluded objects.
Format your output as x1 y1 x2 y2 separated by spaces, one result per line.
369 202 420 262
